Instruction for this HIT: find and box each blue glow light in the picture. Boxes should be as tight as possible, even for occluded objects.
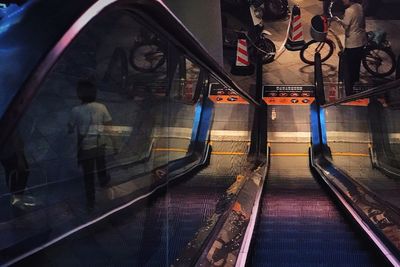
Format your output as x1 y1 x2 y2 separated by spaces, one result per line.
0 1 33 35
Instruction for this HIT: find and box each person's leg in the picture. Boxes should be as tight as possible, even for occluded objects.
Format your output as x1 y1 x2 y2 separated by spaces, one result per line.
14 154 29 194
0 156 16 190
80 153 96 209
353 46 363 83
343 48 354 96
96 146 110 187
1 155 32 207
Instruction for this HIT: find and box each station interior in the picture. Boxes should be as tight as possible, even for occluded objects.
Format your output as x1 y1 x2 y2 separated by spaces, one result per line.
1 0 400 266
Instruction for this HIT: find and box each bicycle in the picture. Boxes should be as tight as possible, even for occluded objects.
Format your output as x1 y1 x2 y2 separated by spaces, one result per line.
247 0 289 20
129 29 166 73
223 26 276 64
223 0 277 64
299 1 396 78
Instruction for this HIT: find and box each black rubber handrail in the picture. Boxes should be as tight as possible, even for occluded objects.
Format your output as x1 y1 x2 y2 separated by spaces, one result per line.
322 78 400 108
314 52 326 105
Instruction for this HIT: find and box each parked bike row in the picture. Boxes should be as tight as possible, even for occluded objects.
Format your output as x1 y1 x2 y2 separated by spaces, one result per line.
222 0 396 80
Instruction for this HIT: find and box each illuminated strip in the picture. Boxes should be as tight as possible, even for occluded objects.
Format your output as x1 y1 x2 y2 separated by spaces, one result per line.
332 152 369 157
153 147 247 155
153 148 188 153
271 153 308 156
153 150 369 157
212 151 246 155
270 152 370 157
153 128 375 143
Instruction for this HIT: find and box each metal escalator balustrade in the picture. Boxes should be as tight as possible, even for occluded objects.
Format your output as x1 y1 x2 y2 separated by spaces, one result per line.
310 52 400 265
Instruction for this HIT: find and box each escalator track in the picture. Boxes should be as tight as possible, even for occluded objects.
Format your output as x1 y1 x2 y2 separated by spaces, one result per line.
248 148 387 266
14 172 235 266
13 141 247 266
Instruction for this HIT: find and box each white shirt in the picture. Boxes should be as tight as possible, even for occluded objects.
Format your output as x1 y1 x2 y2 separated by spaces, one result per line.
69 102 112 150
340 3 367 48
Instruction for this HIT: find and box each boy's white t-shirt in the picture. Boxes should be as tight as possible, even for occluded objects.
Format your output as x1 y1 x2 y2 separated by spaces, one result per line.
341 3 367 48
70 102 112 150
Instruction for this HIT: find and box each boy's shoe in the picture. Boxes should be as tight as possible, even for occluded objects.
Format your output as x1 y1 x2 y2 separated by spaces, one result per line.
10 194 37 208
22 195 37 207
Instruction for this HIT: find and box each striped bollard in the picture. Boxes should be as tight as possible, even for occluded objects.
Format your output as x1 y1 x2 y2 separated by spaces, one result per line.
231 39 255 76
285 5 305 51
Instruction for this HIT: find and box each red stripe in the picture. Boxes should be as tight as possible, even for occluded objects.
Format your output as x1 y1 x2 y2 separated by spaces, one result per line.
293 23 302 32
238 47 248 56
237 56 249 65
239 39 246 46
323 16 328 32
293 32 303 40
292 15 301 23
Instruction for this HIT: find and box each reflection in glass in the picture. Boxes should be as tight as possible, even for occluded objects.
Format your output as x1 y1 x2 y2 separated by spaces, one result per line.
0 8 205 261
325 100 400 209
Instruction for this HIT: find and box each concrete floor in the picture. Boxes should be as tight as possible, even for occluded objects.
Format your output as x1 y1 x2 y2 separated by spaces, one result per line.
226 1 400 90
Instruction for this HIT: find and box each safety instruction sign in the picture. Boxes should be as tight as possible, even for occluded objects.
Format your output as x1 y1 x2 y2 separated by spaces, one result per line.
262 85 315 105
325 82 373 106
208 83 248 104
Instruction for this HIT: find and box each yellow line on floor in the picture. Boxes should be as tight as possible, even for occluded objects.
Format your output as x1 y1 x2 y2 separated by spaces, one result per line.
271 153 308 157
154 148 369 157
271 152 370 157
154 148 188 152
212 151 247 155
332 152 369 157
154 148 246 155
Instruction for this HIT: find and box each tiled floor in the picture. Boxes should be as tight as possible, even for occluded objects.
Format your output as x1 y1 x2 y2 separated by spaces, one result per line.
225 1 400 89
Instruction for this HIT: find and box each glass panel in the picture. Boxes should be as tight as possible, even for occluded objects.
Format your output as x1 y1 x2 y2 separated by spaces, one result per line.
0 8 204 261
324 95 400 209
165 56 202 161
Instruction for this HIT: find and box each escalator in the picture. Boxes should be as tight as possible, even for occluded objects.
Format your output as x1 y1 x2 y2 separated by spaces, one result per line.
11 141 250 266
14 172 234 266
0 1 261 266
249 143 384 266
2 1 400 267
244 100 388 266
244 53 400 266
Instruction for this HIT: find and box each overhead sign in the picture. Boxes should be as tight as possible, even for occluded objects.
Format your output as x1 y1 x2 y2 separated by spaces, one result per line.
208 83 248 104
262 85 315 105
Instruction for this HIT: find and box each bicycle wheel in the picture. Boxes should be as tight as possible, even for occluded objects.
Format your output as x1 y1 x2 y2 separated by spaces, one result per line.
264 0 289 20
257 37 276 64
129 42 166 72
362 46 396 78
223 28 238 49
299 39 335 65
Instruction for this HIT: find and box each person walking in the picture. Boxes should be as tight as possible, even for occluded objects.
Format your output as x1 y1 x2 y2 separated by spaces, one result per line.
334 0 367 96
68 80 116 210
0 130 35 209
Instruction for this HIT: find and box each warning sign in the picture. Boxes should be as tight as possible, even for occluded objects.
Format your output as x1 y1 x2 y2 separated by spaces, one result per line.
324 82 374 106
262 85 315 105
208 83 248 104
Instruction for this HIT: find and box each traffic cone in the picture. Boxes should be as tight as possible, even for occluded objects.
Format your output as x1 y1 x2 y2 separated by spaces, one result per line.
285 5 305 51
231 38 254 76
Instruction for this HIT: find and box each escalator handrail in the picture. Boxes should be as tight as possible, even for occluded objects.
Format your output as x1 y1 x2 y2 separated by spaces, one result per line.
322 78 400 108
314 52 325 106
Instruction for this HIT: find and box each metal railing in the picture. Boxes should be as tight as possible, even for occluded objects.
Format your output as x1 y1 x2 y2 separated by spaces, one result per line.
322 78 400 108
